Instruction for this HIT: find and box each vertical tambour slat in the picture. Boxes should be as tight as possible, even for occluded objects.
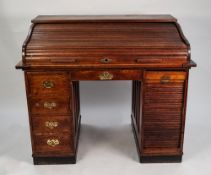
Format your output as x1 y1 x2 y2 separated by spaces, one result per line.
76 82 80 128
72 81 80 134
73 82 77 133
132 80 142 133
142 72 185 151
135 81 138 126
132 81 135 118
136 81 141 132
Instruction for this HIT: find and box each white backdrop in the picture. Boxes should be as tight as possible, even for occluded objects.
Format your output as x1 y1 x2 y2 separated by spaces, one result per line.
0 1 210 175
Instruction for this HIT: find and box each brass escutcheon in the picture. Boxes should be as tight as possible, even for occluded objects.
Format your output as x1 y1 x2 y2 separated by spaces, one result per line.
44 102 57 109
45 121 58 129
99 71 113 80
46 139 60 147
100 57 112 64
43 80 54 89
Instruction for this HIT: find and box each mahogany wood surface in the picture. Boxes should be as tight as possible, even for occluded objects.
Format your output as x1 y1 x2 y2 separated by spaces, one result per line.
16 15 196 165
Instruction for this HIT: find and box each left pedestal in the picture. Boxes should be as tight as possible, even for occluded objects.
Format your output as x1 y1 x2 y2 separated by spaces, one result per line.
24 71 81 165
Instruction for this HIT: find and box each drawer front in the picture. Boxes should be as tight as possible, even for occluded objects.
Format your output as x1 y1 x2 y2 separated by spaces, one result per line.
145 71 186 83
26 72 70 96
33 134 74 155
29 97 71 115
71 69 142 80
31 115 72 133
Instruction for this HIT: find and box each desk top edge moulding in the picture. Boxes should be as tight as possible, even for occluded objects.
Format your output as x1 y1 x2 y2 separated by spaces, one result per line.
15 15 196 165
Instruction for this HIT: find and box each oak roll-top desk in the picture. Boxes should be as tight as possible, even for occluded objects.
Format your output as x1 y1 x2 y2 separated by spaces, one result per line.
16 15 196 165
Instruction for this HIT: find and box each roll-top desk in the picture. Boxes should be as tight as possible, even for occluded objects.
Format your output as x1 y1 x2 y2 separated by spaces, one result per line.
16 15 196 165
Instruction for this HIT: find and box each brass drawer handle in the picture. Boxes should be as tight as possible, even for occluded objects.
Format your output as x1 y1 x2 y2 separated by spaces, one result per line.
47 139 60 147
100 57 112 63
99 71 113 80
44 102 57 109
43 81 54 89
160 75 171 83
45 121 58 129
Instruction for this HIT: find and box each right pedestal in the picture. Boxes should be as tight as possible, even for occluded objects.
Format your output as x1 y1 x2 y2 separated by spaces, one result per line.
132 70 188 163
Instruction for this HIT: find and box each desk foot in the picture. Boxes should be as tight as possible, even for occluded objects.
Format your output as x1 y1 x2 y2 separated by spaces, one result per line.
33 156 76 165
139 155 182 163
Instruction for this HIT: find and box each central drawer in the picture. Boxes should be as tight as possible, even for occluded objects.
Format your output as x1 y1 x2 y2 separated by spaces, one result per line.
71 69 142 80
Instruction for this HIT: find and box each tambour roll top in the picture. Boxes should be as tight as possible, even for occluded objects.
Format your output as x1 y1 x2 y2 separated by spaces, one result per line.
19 15 195 69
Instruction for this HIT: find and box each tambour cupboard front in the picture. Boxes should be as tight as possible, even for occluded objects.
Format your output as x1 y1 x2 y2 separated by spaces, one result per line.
16 15 196 165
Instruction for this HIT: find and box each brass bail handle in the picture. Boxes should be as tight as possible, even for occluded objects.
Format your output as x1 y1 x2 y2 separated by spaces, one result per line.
47 139 60 147
99 71 113 80
160 75 171 83
45 121 58 129
43 80 54 88
44 102 57 109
